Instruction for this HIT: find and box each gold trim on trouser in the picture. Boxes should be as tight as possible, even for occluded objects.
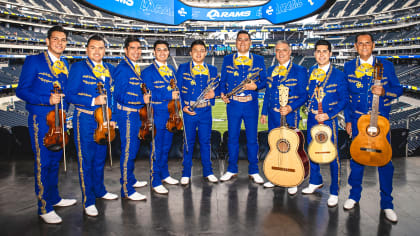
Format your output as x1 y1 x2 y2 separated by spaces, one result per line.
33 114 47 214
332 121 340 191
122 112 131 196
76 111 87 206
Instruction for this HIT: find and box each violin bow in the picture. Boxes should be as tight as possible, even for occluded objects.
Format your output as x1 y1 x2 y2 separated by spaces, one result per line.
104 88 113 168
59 93 67 172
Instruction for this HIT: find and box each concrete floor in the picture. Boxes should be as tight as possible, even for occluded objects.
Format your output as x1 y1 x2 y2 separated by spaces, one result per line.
0 156 418 236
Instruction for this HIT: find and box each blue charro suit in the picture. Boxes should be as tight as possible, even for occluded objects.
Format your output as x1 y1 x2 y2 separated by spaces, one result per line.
306 64 348 196
114 56 146 198
344 56 403 209
16 51 69 215
176 61 219 178
143 61 177 187
261 62 308 131
65 58 115 208
220 53 267 174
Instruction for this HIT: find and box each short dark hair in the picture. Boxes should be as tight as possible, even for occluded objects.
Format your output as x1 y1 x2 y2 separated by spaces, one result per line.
190 40 206 51
87 34 105 46
153 40 169 50
315 39 331 52
236 30 250 40
47 25 67 39
124 36 141 49
355 32 374 43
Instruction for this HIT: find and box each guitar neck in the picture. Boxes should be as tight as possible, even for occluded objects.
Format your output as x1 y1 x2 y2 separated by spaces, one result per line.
370 79 381 128
317 101 323 124
280 107 287 127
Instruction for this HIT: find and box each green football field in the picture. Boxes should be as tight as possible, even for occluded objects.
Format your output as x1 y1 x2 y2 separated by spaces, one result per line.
211 98 307 134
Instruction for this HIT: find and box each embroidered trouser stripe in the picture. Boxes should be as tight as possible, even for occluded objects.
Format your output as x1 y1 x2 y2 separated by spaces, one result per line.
226 100 259 174
29 114 62 215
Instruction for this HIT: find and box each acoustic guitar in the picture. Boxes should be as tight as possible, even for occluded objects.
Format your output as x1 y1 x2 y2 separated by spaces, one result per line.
350 61 392 166
307 86 337 164
263 85 310 187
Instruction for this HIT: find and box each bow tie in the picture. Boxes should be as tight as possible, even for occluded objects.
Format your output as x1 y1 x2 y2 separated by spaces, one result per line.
355 63 373 78
134 64 141 76
52 60 68 76
159 65 173 77
234 56 252 66
192 64 208 76
93 64 110 78
310 68 326 82
271 65 287 77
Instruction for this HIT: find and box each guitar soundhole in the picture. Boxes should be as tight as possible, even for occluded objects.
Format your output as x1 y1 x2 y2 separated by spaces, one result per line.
366 126 379 137
315 131 328 143
276 139 290 153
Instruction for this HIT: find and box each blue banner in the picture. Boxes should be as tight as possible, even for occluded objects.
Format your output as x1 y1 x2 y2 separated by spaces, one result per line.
78 0 333 25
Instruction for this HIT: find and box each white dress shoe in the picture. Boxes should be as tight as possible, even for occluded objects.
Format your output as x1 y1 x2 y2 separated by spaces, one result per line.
127 192 147 201
249 174 264 184
40 211 62 224
384 209 398 223
301 184 324 195
327 195 338 207
263 181 275 188
180 177 190 185
153 185 169 194
220 172 237 182
54 198 77 207
206 174 218 183
101 192 118 200
288 187 298 195
163 176 179 185
84 205 98 217
133 181 148 188
343 199 357 210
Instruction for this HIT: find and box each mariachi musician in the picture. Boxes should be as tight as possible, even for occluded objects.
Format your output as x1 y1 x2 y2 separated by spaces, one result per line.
176 40 219 185
114 36 149 201
301 40 348 207
260 40 308 195
16 25 76 224
343 32 402 223
66 34 118 217
219 30 267 184
143 40 180 194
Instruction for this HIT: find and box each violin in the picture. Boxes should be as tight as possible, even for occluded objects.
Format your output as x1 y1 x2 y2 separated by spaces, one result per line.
166 79 183 132
43 84 69 152
138 83 156 141
94 82 116 145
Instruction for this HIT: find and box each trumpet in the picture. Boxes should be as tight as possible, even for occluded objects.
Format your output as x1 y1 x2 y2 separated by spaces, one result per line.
189 75 220 112
216 68 262 99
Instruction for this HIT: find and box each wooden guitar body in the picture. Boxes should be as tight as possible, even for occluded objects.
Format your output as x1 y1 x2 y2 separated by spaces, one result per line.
263 126 310 187
308 124 337 164
350 114 392 166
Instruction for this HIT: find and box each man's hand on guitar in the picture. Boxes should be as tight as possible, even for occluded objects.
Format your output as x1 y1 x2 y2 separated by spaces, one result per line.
279 105 292 116
260 115 267 124
371 85 385 96
315 113 329 122
243 80 257 90
346 122 352 136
